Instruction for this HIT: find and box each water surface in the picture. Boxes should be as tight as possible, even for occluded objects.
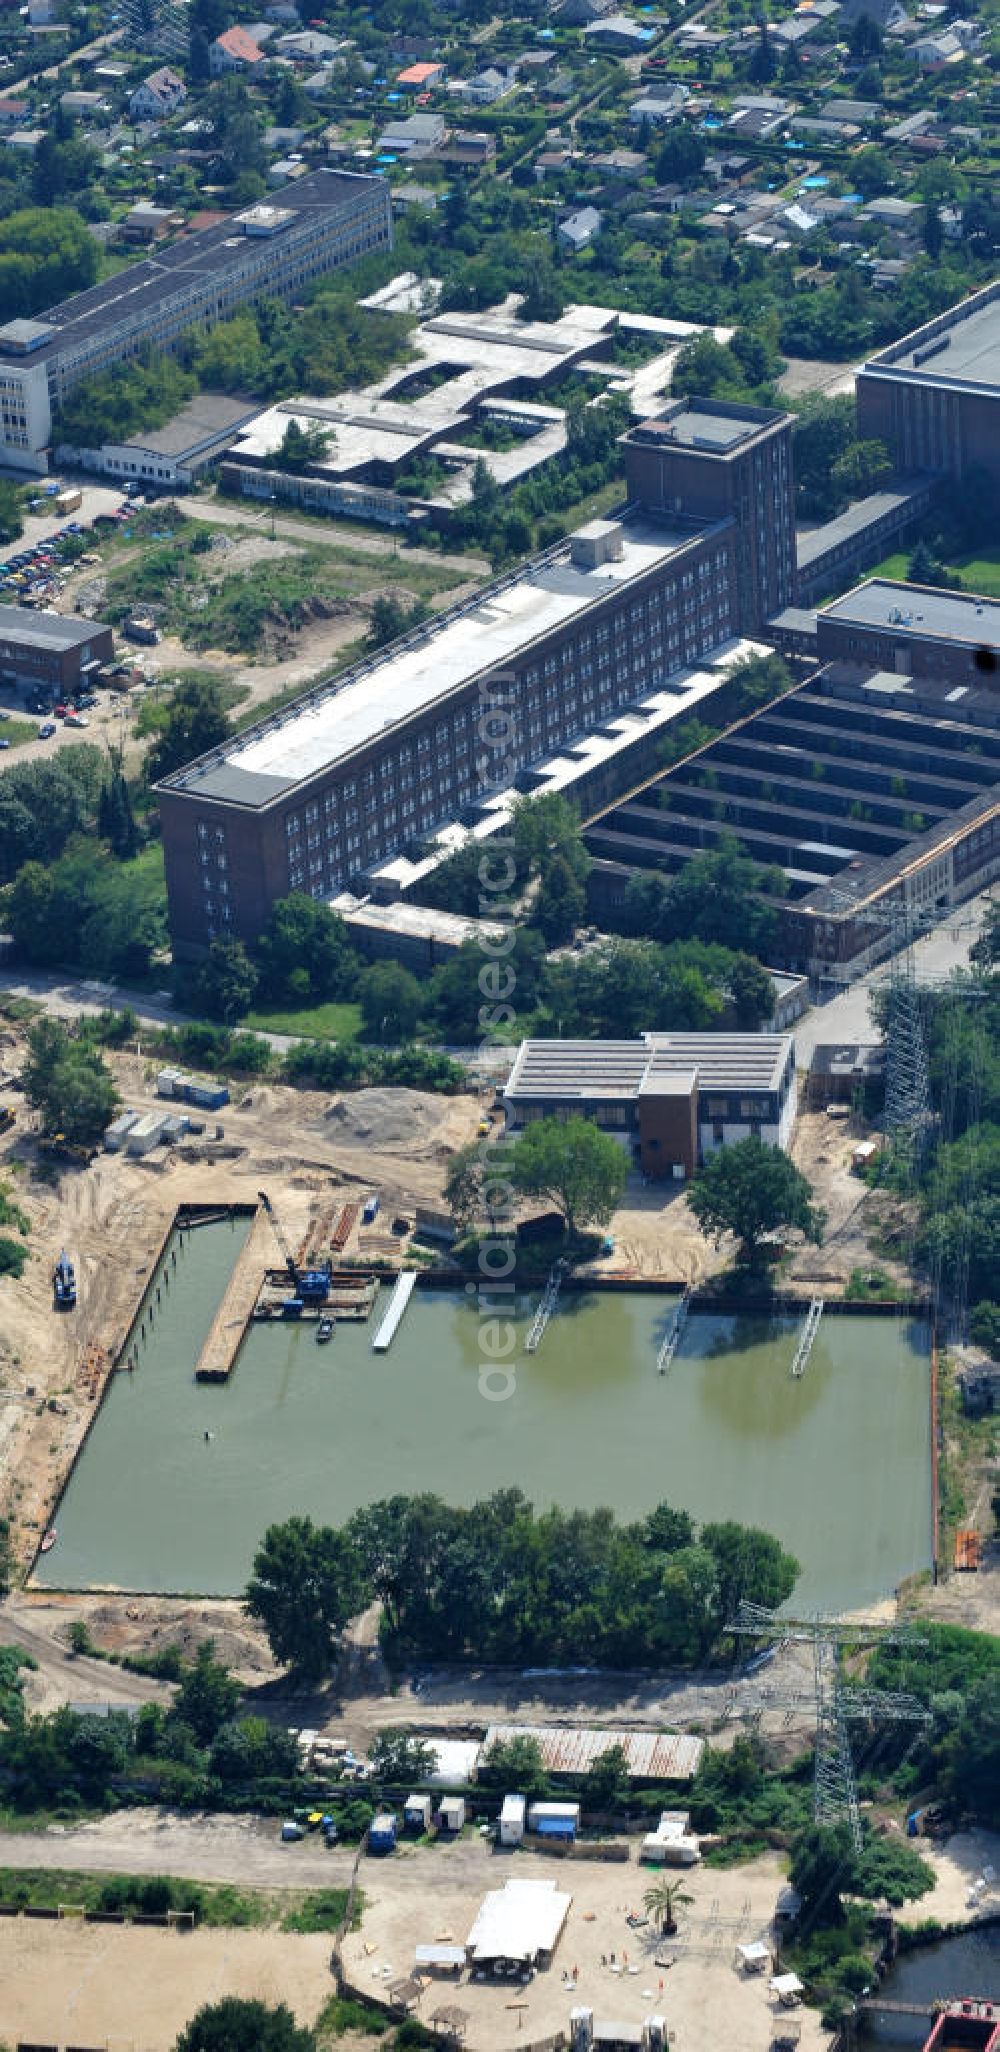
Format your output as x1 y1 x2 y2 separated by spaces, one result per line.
38 1228 932 1603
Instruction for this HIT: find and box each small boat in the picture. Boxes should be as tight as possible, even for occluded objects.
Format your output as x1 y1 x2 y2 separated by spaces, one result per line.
39 1527 57 1553
316 1314 335 1344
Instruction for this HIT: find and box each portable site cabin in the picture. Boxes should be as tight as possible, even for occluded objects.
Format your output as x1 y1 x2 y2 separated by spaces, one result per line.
500 1794 526 1846
404 1793 433 1833
438 1795 466 1833
126 1111 171 1156
368 1811 398 1855
527 1801 579 1843
641 1809 701 1866
104 1110 138 1152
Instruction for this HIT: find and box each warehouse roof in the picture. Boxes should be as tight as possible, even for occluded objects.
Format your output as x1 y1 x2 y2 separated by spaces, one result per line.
864 278 1000 394
160 516 706 807
795 476 931 570
0 170 383 373
0 605 109 652
504 1034 793 1106
480 1724 705 1780
124 391 262 459
822 577 1000 649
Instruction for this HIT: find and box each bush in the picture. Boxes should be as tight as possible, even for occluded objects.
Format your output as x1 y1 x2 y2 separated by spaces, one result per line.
0 1236 28 1278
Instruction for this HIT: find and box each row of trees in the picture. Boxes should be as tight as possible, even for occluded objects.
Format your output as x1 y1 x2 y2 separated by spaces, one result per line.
245 1495 800 1677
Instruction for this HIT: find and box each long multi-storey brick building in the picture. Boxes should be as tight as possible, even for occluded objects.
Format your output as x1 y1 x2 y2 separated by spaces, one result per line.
158 399 796 957
0 168 392 472
857 278 1000 485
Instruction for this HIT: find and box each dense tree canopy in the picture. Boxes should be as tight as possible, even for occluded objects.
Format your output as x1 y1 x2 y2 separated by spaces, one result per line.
245 1515 369 1678
511 1114 627 1235
687 1137 826 1268
147 678 230 784
21 1018 119 1149
0 206 98 319
175 1999 315 2052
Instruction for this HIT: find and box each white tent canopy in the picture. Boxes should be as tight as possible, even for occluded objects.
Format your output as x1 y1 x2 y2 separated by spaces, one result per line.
467 1879 572 1964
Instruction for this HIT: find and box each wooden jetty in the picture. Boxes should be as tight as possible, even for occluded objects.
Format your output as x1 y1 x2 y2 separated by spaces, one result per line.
194 1204 272 1382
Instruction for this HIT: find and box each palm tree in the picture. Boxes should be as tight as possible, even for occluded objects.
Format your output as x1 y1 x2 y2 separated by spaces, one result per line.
643 1876 694 1936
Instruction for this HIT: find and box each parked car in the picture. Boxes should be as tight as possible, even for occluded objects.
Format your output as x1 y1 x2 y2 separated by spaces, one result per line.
64 713 89 727
37 721 56 738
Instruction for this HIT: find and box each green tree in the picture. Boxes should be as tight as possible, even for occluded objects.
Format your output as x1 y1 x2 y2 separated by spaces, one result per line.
0 481 23 545
175 1999 315 2052
368 1728 438 1784
512 1114 627 1236
256 895 358 1007
923 206 944 262
245 1515 367 1679
367 593 428 650
21 1018 119 1149
191 939 259 1024
655 128 706 186
277 418 334 473
700 1520 799 1625
147 677 229 784
687 1136 825 1269
0 1518 14 1599
358 962 422 1043
479 1733 550 1800
969 1301 1000 1357
171 1641 241 1744
830 438 892 500
643 1876 694 1934
586 1743 630 1812
535 852 586 946
97 750 139 859
789 1822 860 1924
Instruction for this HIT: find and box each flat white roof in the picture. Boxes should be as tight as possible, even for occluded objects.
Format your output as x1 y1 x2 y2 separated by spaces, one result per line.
176 518 697 804
467 1879 572 1963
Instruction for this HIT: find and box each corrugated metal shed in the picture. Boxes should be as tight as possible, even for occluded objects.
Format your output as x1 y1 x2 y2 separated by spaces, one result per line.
480 1725 704 1781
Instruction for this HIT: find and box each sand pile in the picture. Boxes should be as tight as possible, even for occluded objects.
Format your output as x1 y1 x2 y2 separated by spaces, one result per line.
326 1088 450 1152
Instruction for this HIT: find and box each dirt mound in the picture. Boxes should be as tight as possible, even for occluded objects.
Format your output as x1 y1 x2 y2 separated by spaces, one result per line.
325 1087 453 1152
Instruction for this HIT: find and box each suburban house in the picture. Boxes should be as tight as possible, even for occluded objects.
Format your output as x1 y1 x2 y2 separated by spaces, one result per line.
209 26 266 73
128 66 187 120
557 205 602 251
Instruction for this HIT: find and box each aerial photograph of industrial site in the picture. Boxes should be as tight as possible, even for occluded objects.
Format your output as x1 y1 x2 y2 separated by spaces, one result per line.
0 0 996 2043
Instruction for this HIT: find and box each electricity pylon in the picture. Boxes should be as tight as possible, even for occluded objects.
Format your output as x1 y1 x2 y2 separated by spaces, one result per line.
728 1603 931 1853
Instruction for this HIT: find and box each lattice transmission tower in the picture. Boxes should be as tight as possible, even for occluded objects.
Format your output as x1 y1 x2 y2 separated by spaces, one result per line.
728 1603 931 1853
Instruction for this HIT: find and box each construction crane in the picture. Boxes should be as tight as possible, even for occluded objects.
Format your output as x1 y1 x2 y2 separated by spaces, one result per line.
728 1603 931 1853
257 1190 333 1303
258 1190 297 1280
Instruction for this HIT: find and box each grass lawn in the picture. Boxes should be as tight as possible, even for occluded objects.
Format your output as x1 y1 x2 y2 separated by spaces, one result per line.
244 999 362 1041
0 718 42 751
871 545 1000 598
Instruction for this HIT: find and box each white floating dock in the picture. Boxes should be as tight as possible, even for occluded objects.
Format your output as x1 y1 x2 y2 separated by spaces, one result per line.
372 1271 417 1353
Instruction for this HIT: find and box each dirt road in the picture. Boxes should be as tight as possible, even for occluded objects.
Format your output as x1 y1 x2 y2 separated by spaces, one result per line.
0 1601 173 1717
0 1809 491 1891
185 497 488 576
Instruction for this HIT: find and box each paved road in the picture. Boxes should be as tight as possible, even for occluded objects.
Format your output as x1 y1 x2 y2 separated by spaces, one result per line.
793 888 993 1064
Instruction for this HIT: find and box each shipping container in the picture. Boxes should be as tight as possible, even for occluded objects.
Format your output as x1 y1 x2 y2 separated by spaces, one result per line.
527 1801 579 1840
162 1113 191 1142
104 1110 139 1152
368 1811 397 1855
185 1081 230 1110
403 1793 432 1833
499 1794 525 1846
437 1796 466 1832
126 1111 171 1156
156 1069 182 1098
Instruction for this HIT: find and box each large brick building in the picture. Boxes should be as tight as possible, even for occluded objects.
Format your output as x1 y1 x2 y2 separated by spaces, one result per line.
857 279 1000 485
158 399 798 957
0 169 392 473
0 607 113 698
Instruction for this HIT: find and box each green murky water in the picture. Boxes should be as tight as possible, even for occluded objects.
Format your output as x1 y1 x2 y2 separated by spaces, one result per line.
36 1221 932 1604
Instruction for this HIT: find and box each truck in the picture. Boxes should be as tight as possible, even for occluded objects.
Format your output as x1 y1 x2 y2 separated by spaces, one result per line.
55 487 82 515
362 1194 380 1225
